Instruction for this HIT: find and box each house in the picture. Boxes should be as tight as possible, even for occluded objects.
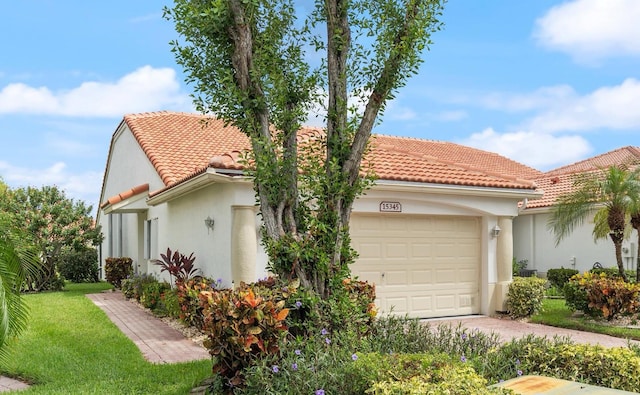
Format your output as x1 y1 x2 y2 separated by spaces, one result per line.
513 146 640 276
97 111 543 319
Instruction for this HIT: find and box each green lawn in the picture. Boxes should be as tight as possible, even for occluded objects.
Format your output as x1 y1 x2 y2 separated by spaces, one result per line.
531 298 640 341
1 283 211 394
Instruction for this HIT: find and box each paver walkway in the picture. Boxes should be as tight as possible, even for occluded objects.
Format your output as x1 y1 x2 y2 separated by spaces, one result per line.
0 376 29 392
86 291 210 364
427 315 640 348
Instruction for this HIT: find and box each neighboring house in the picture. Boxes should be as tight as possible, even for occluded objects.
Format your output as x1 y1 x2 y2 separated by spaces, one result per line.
97 111 543 319
514 146 640 276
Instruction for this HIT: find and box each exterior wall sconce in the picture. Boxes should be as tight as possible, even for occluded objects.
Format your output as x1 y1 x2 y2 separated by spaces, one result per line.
204 216 215 234
491 225 501 238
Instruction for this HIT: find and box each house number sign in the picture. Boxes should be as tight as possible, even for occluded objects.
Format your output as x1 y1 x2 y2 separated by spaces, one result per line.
379 201 402 212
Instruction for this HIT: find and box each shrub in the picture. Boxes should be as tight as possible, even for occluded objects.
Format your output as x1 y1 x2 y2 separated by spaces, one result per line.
581 273 640 320
546 268 579 292
121 273 157 301
563 273 591 314
242 344 511 395
161 288 181 319
590 266 635 281
140 280 171 311
516 341 640 392
199 282 291 389
506 277 546 318
153 247 199 285
565 271 640 319
175 276 217 329
58 247 99 283
104 257 133 288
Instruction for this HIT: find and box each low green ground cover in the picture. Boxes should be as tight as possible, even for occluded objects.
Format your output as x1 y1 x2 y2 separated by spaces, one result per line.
531 298 640 341
1 282 210 394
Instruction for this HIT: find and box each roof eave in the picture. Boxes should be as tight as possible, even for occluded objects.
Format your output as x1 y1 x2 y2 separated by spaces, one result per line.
146 168 250 206
372 179 544 200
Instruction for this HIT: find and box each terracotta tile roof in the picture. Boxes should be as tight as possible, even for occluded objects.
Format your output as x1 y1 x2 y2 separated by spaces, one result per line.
545 146 640 176
101 183 149 209
523 146 640 209
116 112 540 197
125 112 251 186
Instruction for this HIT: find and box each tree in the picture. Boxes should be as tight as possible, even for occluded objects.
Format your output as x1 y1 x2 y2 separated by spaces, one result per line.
0 216 40 363
630 206 640 282
0 185 102 291
165 0 446 297
548 165 640 282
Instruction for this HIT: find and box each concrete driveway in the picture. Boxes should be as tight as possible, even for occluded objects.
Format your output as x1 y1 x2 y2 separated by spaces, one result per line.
425 315 640 348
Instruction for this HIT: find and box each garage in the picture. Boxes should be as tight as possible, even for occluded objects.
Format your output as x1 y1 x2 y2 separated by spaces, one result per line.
350 213 481 319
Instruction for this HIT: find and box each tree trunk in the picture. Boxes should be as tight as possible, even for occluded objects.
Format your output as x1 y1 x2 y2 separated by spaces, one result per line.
610 231 628 281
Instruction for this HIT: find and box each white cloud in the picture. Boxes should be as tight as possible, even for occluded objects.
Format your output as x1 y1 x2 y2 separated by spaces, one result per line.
526 78 640 133
534 0 640 62
460 128 592 170
481 85 576 112
0 161 102 210
0 66 192 117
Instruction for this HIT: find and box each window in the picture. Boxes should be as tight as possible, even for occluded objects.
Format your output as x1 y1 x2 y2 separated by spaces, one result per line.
143 218 158 259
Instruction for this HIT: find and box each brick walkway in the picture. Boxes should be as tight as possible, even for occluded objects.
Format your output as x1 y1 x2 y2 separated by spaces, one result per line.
86 291 210 364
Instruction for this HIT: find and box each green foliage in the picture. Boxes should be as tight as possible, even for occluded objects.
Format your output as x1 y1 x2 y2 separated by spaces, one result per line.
352 354 510 395
514 340 640 392
199 282 292 389
548 165 640 281
581 273 640 319
161 288 181 319
477 335 574 385
563 274 592 314
506 277 546 318
565 271 640 319
121 273 157 301
310 278 377 337
0 185 103 292
0 217 40 364
546 267 579 292
362 315 501 359
140 281 171 310
152 247 199 285
175 276 217 330
104 257 133 288
165 0 447 300
590 266 636 281
58 247 99 283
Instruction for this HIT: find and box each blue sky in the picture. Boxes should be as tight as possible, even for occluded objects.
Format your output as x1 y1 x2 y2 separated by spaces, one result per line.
1 0 639 213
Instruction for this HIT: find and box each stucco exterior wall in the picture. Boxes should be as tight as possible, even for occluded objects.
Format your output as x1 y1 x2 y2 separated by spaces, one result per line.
158 182 264 286
513 211 639 275
97 127 164 273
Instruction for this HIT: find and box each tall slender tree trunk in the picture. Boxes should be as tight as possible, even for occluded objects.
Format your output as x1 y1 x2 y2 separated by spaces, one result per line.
610 231 628 282
631 214 640 282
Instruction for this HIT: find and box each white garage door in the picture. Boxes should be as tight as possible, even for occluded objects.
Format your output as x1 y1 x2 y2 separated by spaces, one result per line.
350 214 481 318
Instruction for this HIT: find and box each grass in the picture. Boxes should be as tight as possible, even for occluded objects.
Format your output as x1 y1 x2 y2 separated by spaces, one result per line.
1 282 211 394
531 298 640 341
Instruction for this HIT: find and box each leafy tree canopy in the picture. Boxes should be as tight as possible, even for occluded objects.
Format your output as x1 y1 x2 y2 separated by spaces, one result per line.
165 0 446 297
0 185 102 291
548 165 640 281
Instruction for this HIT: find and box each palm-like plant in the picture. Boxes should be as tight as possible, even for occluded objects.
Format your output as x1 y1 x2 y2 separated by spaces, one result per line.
548 165 640 282
0 216 40 364
630 208 640 282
